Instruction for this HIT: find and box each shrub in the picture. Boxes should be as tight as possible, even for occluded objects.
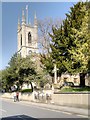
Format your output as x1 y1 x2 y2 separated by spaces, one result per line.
21 89 32 93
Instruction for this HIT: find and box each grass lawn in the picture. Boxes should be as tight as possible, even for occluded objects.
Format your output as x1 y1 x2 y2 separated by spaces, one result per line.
59 86 90 92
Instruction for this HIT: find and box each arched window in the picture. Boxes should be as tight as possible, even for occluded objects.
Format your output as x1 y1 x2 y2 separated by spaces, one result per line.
28 32 31 43
28 50 32 55
21 34 22 46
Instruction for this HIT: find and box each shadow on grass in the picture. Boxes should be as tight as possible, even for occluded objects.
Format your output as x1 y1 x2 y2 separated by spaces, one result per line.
1 114 39 120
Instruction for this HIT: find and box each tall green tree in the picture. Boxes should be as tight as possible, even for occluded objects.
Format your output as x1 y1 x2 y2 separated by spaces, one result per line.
41 2 90 86
67 2 90 86
1 53 39 91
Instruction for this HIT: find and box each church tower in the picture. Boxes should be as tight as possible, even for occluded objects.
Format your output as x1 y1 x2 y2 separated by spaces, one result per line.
17 7 38 58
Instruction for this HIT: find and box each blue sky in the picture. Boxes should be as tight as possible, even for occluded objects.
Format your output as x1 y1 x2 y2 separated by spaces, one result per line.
1 2 76 70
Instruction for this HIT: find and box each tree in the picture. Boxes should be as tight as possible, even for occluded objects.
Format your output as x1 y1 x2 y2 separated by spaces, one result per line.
1 53 39 91
0 69 8 91
41 2 90 86
66 2 90 86
18 55 37 91
38 17 62 54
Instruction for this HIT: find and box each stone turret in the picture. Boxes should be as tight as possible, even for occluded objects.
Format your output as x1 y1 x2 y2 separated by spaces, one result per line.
17 17 20 31
21 9 26 57
17 17 21 52
34 12 38 27
22 9 26 24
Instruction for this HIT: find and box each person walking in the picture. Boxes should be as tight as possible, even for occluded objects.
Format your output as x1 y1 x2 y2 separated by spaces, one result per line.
16 91 19 101
13 91 16 102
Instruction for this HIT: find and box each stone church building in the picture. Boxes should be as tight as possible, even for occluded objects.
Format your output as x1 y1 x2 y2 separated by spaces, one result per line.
17 8 40 90
17 9 38 58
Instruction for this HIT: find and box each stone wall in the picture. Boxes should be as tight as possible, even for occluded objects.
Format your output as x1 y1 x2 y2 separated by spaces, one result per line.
1 92 89 109
1 92 34 101
52 93 89 108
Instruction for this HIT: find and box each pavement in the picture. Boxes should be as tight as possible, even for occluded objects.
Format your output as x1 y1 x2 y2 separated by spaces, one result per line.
2 97 89 118
20 100 89 118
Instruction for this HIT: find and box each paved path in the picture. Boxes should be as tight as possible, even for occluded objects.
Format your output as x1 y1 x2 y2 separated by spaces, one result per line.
21 101 89 117
0 98 89 119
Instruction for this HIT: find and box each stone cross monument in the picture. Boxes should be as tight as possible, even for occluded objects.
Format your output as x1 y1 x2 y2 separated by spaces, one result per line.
53 64 58 84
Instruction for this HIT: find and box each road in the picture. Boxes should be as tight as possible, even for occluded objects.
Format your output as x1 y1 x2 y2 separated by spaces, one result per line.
0 98 87 120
